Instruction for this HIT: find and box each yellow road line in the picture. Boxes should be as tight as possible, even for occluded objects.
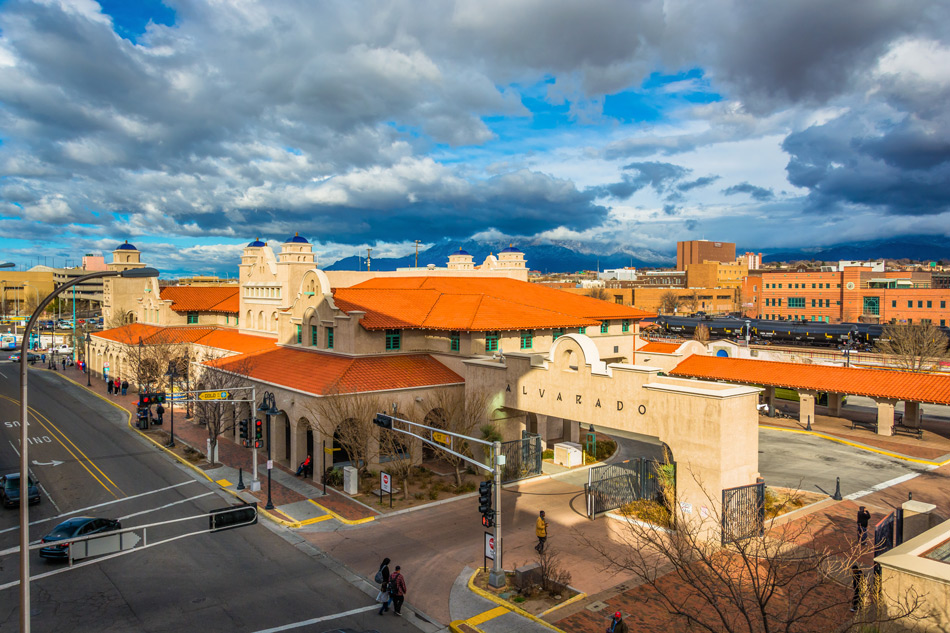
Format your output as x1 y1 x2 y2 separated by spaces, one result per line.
307 498 375 525
216 479 232 486
465 568 568 633
0 394 121 497
467 606 508 626
760 424 950 467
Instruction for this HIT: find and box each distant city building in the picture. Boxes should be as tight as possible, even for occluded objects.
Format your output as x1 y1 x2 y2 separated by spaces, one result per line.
685 260 748 290
81 254 108 271
599 268 637 281
740 252 762 270
677 240 736 271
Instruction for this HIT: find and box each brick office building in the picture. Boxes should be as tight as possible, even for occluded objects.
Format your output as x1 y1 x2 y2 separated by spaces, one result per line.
676 240 736 271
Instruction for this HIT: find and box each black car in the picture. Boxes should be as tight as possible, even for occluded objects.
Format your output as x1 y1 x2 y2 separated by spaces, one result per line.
0 473 41 508
39 517 122 560
9 352 40 363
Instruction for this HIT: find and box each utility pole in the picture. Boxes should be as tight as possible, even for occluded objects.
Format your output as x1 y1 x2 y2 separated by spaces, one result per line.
414 240 421 269
366 248 372 272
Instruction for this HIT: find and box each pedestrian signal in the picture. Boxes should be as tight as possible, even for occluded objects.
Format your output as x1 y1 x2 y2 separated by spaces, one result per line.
481 511 494 528
478 480 493 525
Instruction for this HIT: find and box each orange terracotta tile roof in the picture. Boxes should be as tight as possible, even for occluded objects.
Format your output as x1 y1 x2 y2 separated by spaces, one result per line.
670 355 950 405
333 277 654 331
94 325 275 355
207 347 464 395
639 342 682 353
159 286 239 314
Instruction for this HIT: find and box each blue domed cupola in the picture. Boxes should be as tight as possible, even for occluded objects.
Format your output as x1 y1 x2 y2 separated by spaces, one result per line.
247 238 266 247
285 232 309 244
116 240 138 250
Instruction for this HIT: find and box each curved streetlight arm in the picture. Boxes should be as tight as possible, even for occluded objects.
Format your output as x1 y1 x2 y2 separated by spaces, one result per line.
18 266 157 632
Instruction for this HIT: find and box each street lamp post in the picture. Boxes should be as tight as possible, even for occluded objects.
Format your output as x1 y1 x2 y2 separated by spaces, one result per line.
257 391 279 511
17 266 158 633
165 361 177 448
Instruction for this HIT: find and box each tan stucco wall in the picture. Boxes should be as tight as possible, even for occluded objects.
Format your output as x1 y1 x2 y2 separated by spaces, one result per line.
877 519 950 632
463 334 760 519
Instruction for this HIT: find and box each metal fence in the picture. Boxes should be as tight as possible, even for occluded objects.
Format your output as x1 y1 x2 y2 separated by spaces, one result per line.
721 481 765 545
499 432 542 483
874 510 903 558
585 458 672 519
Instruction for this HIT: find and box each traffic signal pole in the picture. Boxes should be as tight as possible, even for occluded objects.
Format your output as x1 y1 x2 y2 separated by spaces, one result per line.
489 439 504 587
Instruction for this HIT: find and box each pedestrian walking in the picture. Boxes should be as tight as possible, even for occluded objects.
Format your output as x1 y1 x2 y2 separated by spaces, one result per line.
389 566 407 616
61 358 66 370
156 403 165 424
107 379 114 395
606 611 628 633
535 510 548 553
376 558 392 615
857 506 871 545
851 564 864 612
121 380 129 396
41 353 46 364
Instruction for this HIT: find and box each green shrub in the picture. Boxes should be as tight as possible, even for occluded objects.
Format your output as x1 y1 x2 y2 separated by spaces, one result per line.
594 438 616 461
542 449 554 460
620 499 673 528
427 488 439 500
480 423 503 443
455 481 477 494
413 492 424 500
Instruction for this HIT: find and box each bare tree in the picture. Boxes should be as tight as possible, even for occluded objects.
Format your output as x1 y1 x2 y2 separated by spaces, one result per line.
875 323 950 372
194 356 256 466
683 290 700 314
416 387 493 486
378 421 418 500
694 323 710 344
308 390 382 477
586 287 611 302
659 291 680 315
107 327 188 391
578 468 925 633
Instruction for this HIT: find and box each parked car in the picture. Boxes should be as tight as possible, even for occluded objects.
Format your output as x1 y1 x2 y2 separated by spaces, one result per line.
39 517 122 560
9 353 40 363
0 473 41 508
49 344 73 355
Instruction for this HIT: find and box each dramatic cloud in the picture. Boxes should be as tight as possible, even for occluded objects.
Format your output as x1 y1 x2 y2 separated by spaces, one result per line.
0 0 947 274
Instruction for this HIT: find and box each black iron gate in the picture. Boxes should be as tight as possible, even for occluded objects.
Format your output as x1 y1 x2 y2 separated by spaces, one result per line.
499 432 542 483
721 481 765 545
585 458 672 519
874 509 904 557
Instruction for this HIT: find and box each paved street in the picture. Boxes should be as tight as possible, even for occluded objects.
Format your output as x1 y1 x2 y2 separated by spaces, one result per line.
0 361 420 633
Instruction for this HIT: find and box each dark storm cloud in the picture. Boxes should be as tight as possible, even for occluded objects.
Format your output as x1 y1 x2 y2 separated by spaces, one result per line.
722 182 774 201
783 112 950 215
677 175 719 192
594 161 690 199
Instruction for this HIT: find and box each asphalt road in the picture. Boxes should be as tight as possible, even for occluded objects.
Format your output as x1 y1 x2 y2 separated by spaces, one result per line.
757 427 929 498
0 360 416 633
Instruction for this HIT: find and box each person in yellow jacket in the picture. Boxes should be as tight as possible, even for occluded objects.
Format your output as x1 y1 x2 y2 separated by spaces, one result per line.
535 510 547 552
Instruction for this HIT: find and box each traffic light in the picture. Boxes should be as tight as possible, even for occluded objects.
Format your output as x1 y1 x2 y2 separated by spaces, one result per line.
138 393 152 407
155 392 166 404
478 481 494 526
254 419 263 441
239 419 249 443
373 413 393 429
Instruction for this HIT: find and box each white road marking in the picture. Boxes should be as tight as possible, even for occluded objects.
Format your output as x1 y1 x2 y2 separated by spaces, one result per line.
844 472 922 501
0 480 201 535
250 605 380 632
118 492 215 521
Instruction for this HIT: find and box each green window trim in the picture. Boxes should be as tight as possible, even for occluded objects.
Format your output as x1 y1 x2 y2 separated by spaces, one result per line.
295 324 302 344
450 331 460 352
327 327 334 349
578 327 586 335
385 329 400 350
553 328 565 340
788 297 804 308
187 312 198 325
485 331 499 352
600 321 609 334
622 319 630 333
311 324 318 346
520 330 534 350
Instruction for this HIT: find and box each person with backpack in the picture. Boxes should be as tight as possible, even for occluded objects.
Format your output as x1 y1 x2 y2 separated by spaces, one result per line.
606 611 628 633
389 566 407 616
376 558 392 615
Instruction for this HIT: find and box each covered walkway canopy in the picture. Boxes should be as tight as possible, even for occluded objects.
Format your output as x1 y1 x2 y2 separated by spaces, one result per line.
670 355 950 436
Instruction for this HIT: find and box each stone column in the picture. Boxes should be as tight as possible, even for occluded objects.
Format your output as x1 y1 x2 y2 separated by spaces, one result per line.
764 386 776 417
535 414 550 449
289 419 303 472
904 401 922 428
827 393 844 417
902 500 937 540
873 398 897 436
798 391 816 428
567 419 580 443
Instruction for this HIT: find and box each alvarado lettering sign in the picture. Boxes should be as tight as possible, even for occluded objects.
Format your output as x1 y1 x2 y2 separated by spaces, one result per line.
505 383 647 415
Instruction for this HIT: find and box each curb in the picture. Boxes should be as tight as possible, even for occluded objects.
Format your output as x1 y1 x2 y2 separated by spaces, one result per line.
760 424 949 467
464 567 568 633
48 371 303 528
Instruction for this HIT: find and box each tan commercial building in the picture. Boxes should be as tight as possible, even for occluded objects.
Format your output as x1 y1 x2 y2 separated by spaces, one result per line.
91 237 762 526
685 260 748 291
677 239 736 271
0 270 55 317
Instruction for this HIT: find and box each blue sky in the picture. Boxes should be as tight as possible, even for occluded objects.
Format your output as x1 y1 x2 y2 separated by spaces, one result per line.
0 0 948 275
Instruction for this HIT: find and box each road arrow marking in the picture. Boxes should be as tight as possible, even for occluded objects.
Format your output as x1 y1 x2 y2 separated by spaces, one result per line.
32 459 63 467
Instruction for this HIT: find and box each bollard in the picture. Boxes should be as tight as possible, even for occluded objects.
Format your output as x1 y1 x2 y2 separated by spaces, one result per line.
908 491 912 501
237 467 245 491
806 415 812 431
832 476 843 501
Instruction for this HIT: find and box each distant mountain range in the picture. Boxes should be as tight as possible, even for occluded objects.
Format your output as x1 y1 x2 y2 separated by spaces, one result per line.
323 235 949 273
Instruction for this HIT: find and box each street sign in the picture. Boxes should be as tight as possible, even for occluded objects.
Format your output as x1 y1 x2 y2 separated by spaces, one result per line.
485 532 495 560
71 530 141 561
198 391 229 401
381 471 391 493
432 431 450 446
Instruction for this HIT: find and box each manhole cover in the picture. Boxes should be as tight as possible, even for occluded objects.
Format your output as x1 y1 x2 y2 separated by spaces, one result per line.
586 601 608 612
